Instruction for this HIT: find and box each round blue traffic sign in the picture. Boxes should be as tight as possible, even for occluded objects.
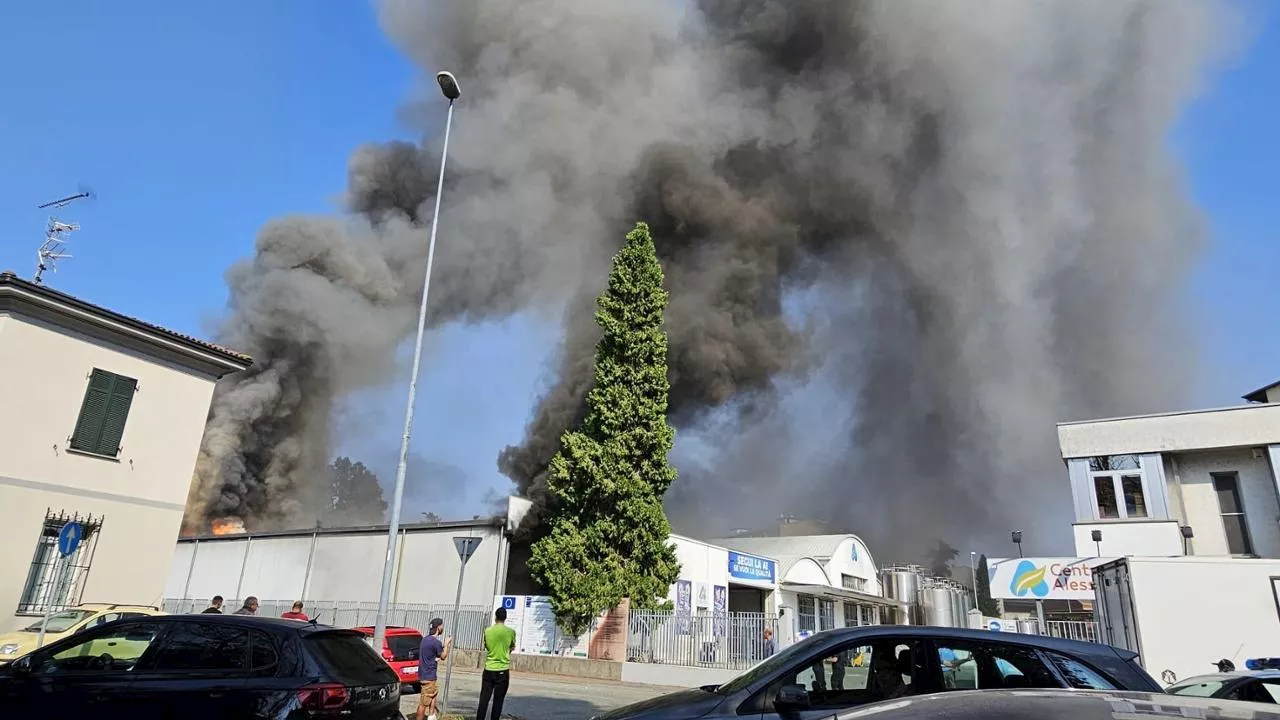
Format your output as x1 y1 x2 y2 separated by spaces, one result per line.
57 521 83 557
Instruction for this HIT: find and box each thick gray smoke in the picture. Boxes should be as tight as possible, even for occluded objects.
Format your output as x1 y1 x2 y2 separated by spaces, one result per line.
189 0 1219 556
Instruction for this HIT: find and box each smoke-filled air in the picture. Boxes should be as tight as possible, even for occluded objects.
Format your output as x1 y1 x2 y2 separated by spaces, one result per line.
185 0 1221 558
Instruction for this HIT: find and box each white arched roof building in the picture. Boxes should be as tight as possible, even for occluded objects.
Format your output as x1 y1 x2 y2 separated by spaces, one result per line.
707 534 895 638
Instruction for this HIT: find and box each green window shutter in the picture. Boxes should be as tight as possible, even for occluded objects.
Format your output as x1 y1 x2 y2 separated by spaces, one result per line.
69 369 137 457
97 375 137 456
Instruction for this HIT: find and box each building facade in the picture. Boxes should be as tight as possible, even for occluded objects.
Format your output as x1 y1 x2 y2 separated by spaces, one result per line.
708 534 891 640
1057 380 1280 559
0 272 250 631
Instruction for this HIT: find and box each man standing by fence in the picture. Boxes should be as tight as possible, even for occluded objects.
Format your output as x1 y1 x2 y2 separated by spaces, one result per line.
476 607 517 720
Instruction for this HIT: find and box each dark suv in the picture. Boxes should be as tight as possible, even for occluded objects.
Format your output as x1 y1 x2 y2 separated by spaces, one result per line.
0 614 404 720
597 625 1162 720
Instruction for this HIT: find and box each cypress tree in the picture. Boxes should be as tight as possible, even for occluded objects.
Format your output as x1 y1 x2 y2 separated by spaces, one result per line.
528 222 681 636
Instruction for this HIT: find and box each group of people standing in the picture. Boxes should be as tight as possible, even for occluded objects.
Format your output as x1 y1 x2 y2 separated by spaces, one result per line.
197 595 516 719
200 595 308 620
416 607 516 720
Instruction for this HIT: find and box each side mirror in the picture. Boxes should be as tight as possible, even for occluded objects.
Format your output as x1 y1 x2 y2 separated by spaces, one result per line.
776 683 811 710
11 655 34 675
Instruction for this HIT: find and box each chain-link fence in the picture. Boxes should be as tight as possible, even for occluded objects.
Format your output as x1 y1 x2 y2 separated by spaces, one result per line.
162 598 490 649
627 609 778 670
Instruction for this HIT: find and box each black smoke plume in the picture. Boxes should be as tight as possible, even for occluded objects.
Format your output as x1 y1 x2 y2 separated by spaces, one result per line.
189 0 1221 557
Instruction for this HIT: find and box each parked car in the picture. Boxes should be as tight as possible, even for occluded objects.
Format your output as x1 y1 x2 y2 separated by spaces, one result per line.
0 603 164 665
831 689 1280 720
0 614 405 720
354 625 425 692
1166 670 1280 704
594 625 1162 720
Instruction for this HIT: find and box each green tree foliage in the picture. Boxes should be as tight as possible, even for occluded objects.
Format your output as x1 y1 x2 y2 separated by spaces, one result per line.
324 456 388 525
528 222 682 636
975 554 1000 616
419 511 442 523
927 539 960 579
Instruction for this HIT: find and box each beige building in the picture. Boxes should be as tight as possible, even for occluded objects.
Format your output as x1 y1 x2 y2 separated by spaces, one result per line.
0 272 249 631
1057 379 1280 560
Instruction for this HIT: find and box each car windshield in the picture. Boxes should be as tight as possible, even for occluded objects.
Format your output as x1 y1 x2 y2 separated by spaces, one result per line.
22 610 93 633
1167 677 1228 697
714 633 828 695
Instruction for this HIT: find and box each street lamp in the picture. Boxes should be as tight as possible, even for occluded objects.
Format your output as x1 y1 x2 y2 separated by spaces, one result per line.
1180 525 1194 555
371 70 462 653
1091 529 1103 557
1011 530 1023 558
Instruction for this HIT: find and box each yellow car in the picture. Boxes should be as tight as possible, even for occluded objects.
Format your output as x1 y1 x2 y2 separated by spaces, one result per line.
0 604 164 664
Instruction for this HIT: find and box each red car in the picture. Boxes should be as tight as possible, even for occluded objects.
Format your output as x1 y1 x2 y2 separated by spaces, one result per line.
353 625 424 692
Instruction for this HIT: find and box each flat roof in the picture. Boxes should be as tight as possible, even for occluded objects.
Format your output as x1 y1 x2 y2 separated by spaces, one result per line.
1057 401 1280 459
179 515 506 542
0 271 251 378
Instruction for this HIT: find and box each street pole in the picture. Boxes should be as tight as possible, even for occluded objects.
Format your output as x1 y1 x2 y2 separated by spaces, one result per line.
969 551 978 611
35 556 64 650
372 71 461 653
440 554 469 714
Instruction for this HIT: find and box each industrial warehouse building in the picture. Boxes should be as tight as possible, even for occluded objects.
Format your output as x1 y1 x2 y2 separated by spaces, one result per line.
0 272 250 632
163 506 893 660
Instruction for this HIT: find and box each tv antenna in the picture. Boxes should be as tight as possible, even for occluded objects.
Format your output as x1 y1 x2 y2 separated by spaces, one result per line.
34 187 95 285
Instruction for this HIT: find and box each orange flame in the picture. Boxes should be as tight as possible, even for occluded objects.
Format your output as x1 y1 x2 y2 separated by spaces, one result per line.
210 518 246 536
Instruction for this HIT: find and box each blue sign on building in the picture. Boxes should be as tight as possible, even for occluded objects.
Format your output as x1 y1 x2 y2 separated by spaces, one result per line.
728 551 776 583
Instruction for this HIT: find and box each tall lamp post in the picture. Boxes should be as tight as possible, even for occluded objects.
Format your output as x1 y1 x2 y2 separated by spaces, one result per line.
1011 530 1023 558
372 70 463 652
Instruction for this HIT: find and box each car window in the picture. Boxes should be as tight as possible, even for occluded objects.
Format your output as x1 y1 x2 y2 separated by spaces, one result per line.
1167 677 1227 697
119 612 150 620
1262 682 1280 703
249 630 279 677
37 622 162 674
757 638 925 713
86 613 123 630
1046 652 1119 690
151 623 248 672
1228 681 1280 704
305 631 396 685
936 640 1058 691
24 610 93 633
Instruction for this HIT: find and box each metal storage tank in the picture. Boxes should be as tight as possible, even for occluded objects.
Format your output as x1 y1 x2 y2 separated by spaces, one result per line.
1016 618 1040 635
879 565 924 625
922 583 955 627
958 589 974 627
949 584 966 628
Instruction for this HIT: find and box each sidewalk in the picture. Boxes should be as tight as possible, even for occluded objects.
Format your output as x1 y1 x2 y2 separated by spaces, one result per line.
399 667 679 720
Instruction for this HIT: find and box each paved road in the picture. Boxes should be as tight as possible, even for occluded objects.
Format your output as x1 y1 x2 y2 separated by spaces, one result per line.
399 669 679 720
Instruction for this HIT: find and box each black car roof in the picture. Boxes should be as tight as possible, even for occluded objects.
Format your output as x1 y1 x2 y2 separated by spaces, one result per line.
128 614 350 635
837 690 1280 719
809 625 1132 658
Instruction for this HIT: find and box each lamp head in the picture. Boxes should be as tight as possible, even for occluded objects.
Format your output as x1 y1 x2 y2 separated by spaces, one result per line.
436 71 461 100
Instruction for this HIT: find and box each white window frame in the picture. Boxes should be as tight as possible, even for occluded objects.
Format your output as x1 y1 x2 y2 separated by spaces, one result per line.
1088 455 1148 521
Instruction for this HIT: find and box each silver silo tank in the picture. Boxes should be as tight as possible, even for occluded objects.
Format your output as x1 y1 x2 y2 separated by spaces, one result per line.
922 583 955 627
879 565 923 625
958 588 975 627
949 584 965 628
1016 618 1040 635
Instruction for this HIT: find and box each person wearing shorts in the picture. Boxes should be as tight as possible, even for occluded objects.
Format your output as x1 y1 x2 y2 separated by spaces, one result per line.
416 618 452 720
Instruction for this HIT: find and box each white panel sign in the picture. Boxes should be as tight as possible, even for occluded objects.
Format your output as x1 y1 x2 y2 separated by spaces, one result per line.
987 557 1116 600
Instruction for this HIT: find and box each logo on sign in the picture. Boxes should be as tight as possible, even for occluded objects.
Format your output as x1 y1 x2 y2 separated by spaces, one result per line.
988 619 1003 632
851 543 859 562
502 596 517 610
1010 560 1050 598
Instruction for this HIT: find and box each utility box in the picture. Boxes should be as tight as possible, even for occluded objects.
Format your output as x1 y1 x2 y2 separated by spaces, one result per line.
1093 556 1280 686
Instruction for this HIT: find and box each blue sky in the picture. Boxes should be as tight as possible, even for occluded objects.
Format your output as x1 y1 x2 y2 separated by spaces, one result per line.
1 2 1276 520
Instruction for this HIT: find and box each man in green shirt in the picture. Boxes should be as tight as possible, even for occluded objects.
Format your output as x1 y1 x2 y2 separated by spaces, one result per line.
476 607 517 720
